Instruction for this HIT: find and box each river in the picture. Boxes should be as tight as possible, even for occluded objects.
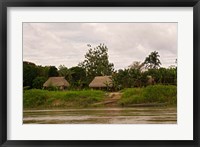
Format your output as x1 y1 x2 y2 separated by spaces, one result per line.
23 107 176 124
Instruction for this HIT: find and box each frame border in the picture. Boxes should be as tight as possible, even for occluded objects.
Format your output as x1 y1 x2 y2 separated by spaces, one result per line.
0 0 199 146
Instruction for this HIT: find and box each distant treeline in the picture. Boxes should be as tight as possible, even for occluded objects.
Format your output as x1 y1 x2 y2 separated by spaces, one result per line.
23 43 177 90
23 61 87 89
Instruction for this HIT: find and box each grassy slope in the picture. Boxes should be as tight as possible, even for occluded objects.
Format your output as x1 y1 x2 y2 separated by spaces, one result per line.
24 85 177 108
23 89 106 108
119 85 177 106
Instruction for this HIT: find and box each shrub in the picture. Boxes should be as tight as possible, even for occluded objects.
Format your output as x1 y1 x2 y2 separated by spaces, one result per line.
32 77 46 89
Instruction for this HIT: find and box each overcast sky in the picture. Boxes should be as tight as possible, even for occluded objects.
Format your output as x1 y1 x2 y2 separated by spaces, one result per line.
23 23 177 70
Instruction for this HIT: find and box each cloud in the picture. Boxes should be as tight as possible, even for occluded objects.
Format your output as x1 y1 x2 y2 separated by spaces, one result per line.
23 23 177 69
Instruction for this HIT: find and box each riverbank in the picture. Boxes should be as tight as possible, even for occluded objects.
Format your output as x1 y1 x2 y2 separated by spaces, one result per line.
23 85 177 109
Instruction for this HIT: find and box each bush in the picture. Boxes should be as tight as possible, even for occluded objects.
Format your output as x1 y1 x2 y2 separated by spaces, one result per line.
32 77 46 89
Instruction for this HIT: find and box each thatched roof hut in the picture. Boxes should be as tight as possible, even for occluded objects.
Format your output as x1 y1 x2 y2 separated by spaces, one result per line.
43 77 70 89
147 75 155 85
89 76 113 88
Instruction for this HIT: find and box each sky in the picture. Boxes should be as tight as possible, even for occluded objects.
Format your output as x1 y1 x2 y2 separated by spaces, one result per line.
23 23 177 70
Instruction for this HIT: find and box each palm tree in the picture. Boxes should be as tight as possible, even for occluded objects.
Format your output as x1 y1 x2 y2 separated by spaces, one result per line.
144 51 161 69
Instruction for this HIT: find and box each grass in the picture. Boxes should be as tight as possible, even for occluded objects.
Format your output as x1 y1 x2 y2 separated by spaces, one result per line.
23 89 106 108
24 85 177 108
119 85 177 106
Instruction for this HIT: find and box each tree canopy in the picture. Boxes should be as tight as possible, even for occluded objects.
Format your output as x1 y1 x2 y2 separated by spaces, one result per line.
23 61 38 88
48 66 59 77
79 44 114 83
144 51 161 69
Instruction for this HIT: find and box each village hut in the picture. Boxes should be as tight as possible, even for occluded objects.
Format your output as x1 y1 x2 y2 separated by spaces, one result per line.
43 77 70 90
89 76 113 89
147 75 155 85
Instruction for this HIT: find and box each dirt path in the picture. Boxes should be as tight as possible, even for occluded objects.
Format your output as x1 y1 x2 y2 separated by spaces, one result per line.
93 92 122 107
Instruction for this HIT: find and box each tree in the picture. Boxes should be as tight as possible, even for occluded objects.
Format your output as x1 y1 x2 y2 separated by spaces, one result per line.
112 68 139 89
23 61 38 88
48 66 59 77
58 65 69 77
128 61 145 71
32 77 47 89
128 68 143 87
58 65 75 83
144 68 160 83
70 66 87 88
144 51 161 69
79 44 114 83
36 65 49 78
158 67 177 85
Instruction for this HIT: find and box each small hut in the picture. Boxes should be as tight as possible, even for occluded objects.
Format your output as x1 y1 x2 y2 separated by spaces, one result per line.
89 76 113 89
43 77 70 90
147 75 155 85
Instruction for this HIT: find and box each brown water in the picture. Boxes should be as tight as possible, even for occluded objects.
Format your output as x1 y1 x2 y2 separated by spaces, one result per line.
23 107 177 124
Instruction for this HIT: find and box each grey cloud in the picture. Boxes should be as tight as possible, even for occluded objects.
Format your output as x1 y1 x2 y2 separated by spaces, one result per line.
23 23 177 69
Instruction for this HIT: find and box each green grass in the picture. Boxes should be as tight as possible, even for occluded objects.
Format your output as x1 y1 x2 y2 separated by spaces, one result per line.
23 89 106 108
119 85 177 106
24 85 177 108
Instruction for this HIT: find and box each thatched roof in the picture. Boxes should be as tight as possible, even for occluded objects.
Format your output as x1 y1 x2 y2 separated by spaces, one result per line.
43 77 70 87
89 76 113 88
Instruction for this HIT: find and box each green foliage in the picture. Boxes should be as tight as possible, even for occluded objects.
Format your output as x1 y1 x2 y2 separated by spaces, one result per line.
23 89 49 108
32 77 47 89
112 66 177 90
58 65 87 89
36 65 49 78
128 61 145 71
144 67 177 85
119 88 145 105
23 61 50 88
157 67 177 85
112 68 143 90
69 66 87 89
58 65 71 79
144 51 161 69
119 85 177 106
79 44 114 84
23 89 105 108
46 86 59 91
112 69 129 90
23 61 38 88
144 68 160 83
48 66 59 77
143 85 177 104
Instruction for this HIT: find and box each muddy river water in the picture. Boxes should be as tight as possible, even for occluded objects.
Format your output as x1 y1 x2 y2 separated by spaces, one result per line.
23 107 176 124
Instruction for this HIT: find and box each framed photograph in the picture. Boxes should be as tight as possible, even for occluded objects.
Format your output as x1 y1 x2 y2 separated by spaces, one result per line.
0 0 199 146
